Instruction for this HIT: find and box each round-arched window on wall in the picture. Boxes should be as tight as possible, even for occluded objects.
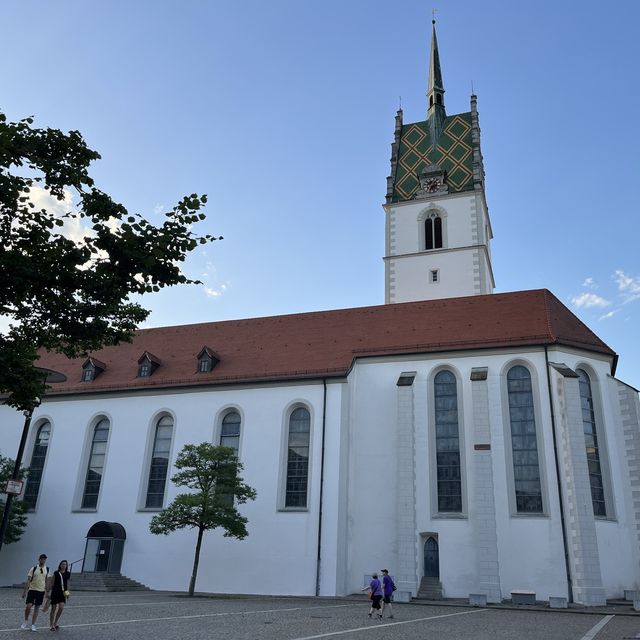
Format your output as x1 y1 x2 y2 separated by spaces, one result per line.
285 407 311 508
506 365 543 513
576 369 606 517
145 415 174 509
220 412 241 454
433 370 461 512
23 421 51 510
81 418 110 509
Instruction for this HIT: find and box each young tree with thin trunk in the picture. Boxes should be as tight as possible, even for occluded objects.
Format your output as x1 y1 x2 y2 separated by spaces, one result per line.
149 443 257 596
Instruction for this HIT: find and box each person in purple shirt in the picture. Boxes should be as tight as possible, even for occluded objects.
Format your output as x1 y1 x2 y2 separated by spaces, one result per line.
362 572 383 619
381 569 395 618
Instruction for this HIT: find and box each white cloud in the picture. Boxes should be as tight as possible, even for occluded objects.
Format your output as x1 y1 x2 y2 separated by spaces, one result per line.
26 187 92 244
203 283 228 299
582 277 596 289
153 203 164 215
599 309 619 321
570 293 611 309
614 270 640 303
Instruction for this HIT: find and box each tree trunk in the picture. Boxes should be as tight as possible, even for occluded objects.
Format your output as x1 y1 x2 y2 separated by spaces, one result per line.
188 526 205 597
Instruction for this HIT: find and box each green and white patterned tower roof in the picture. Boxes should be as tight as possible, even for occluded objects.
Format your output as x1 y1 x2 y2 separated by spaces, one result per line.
386 21 483 204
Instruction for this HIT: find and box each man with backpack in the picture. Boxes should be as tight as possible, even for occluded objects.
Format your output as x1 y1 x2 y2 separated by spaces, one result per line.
21 553 50 631
380 569 396 619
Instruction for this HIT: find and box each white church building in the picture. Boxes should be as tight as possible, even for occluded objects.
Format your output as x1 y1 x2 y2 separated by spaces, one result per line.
1 24 639 605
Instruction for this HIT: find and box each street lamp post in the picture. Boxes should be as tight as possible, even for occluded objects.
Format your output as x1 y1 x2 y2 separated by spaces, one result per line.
0 368 66 554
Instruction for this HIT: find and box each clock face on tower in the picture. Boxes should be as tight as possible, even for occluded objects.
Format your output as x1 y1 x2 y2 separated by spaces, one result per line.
426 177 441 193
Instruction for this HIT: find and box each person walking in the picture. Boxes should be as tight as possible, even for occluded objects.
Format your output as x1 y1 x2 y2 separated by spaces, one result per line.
380 569 395 618
48 560 70 631
21 554 50 632
362 572 383 619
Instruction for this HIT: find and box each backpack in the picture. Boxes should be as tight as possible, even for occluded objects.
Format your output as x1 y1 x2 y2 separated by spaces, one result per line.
392 579 397 592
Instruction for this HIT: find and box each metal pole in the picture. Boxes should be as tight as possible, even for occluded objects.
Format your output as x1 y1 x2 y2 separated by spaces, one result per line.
0 409 33 554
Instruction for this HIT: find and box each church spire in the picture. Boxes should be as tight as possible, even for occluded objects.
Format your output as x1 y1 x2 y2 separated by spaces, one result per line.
427 18 446 138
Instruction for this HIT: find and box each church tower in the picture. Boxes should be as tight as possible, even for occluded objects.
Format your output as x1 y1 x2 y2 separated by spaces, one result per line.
384 21 494 303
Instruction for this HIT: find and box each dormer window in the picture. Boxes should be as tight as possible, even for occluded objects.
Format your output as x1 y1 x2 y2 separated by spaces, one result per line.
137 352 161 378
81 358 106 383
197 347 220 374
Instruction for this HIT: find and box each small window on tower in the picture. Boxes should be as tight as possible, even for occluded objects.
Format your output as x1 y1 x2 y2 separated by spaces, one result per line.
431 269 439 283
436 94 442 105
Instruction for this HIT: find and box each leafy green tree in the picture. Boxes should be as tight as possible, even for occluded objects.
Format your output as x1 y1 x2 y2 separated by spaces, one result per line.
0 111 220 412
0 454 28 544
149 443 257 596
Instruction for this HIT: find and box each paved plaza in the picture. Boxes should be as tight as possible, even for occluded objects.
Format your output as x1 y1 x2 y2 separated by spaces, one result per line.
0 589 639 639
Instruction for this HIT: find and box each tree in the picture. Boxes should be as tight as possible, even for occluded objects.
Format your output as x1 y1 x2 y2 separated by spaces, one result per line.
0 454 28 544
149 443 257 596
0 111 220 412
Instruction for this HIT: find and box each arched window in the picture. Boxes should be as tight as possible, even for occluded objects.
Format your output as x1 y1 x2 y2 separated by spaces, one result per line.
425 215 443 250
145 415 174 509
285 407 311 508
81 419 110 509
23 422 51 510
434 371 462 512
507 366 543 513
577 369 606 517
220 412 241 454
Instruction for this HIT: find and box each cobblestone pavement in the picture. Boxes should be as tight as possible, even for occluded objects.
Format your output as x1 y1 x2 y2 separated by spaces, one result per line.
1 589 639 639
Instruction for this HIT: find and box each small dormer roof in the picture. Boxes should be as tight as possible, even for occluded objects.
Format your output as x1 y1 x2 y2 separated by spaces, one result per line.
137 351 161 366
82 357 106 371
197 346 220 361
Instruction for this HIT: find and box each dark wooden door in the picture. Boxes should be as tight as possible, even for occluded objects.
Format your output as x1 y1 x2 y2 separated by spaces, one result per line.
424 537 439 577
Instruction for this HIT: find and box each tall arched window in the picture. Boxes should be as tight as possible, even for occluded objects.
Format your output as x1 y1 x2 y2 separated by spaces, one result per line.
23 422 51 510
285 407 311 508
81 419 110 509
507 366 543 513
434 371 462 512
145 415 174 509
577 369 606 517
220 412 241 454
425 215 443 250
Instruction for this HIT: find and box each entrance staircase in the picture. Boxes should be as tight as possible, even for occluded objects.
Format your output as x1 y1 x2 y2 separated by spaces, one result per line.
67 573 151 592
415 576 443 600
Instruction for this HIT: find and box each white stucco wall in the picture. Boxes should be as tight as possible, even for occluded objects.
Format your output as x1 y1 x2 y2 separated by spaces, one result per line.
1 346 637 601
384 192 492 302
0 381 341 596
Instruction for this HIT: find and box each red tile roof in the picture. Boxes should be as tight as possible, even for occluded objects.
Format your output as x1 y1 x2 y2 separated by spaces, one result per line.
36 289 615 396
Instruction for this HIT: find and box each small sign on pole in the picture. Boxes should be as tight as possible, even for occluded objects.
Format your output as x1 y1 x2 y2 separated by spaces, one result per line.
4 480 23 496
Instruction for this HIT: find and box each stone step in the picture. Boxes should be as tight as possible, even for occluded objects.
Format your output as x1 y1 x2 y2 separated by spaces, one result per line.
416 576 443 600
14 572 151 592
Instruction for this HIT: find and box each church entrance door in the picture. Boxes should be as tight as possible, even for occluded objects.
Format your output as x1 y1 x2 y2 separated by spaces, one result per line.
82 521 126 573
424 536 439 578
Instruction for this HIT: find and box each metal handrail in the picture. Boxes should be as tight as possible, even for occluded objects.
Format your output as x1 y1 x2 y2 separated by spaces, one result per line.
69 558 84 574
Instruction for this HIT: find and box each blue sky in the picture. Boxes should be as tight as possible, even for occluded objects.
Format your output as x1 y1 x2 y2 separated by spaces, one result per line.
2 1 639 387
